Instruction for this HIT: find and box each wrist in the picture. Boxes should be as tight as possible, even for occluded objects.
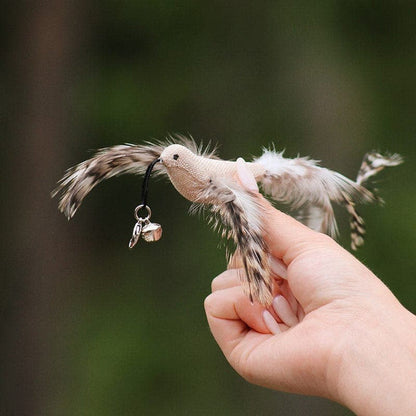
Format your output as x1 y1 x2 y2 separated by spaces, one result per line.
332 300 416 415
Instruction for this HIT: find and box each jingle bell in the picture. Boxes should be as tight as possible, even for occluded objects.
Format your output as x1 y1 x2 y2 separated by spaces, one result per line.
141 222 163 242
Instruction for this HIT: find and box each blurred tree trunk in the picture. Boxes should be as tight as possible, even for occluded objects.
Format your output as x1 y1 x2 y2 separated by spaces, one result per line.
2 1 85 414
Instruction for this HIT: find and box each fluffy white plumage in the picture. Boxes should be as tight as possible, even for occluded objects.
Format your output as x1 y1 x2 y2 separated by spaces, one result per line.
255 149 374 237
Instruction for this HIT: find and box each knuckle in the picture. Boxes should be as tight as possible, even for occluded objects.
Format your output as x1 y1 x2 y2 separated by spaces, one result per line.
203 292 217 314
210 269 236 291
210 276 222 292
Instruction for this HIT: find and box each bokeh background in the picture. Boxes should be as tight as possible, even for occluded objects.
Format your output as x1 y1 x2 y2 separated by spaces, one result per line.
2 1 416 415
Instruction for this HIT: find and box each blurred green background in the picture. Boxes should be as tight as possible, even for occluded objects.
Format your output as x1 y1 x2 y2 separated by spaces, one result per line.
2 1 415 415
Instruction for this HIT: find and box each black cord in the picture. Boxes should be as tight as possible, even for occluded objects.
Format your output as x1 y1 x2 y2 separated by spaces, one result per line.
141 158 160 208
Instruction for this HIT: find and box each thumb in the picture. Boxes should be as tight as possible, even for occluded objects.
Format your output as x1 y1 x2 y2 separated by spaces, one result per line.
259 196 334 263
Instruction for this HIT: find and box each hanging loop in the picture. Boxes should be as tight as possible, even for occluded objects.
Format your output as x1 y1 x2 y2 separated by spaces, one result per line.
134 204 151 222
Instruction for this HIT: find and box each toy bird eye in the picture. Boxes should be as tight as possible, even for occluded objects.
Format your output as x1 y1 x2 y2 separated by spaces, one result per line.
173 154 179 160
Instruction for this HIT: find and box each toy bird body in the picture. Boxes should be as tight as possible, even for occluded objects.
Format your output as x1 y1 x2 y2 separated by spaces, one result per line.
53 136 402 305
160 144 265 203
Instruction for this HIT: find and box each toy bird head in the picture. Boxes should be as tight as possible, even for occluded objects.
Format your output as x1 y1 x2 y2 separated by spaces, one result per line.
159 143 212 203
52 135 402 305
160 143 193 167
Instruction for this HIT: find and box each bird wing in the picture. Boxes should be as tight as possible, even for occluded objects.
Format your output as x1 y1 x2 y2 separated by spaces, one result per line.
52 143 167 219
295 205 335 234
52 135 218 220
346 151 403 249
356 152 403 186
254 149 374 238
192 178 274 306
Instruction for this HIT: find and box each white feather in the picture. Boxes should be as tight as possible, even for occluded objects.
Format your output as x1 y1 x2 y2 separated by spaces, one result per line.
254 149 373 236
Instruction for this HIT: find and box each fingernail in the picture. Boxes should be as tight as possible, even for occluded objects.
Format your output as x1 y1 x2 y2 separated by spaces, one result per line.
280 281 298 314
236 157 259 192
273 295 299 327
269 256 288 279
263 310 281 335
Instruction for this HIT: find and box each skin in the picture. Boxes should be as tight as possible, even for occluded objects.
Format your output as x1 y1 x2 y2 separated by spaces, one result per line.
204 161 416 416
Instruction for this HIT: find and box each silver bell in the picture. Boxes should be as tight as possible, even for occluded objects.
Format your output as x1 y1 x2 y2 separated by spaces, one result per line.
141 222 163 242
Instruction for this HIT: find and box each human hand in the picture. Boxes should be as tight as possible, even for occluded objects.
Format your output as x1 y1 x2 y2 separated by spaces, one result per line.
204 160 416 416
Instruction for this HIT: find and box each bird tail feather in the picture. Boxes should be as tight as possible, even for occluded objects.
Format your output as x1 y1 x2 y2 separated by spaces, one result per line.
345 152 403 250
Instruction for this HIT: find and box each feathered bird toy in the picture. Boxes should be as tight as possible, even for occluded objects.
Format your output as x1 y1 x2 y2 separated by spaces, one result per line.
52 136 402 305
